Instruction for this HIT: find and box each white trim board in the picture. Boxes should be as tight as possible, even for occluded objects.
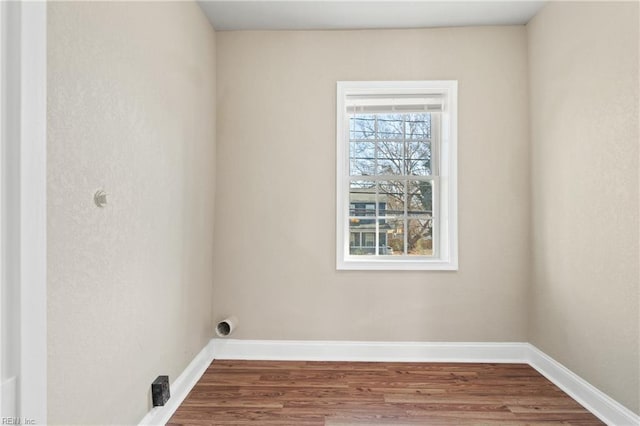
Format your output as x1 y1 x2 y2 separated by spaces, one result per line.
212 339 528 363
0 0 47 421
526 345 639 426
140 339 639 426
138 340 216 426
18 2 47 421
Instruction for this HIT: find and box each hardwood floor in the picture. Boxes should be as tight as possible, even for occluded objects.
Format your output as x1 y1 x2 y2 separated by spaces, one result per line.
167 360 604 425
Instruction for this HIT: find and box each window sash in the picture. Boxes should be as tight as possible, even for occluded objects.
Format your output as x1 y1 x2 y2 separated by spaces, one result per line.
348 177 438 257
349 112 436 177
347 111 439 258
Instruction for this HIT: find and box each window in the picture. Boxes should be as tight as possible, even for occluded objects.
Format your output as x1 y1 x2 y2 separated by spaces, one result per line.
336 81 458 270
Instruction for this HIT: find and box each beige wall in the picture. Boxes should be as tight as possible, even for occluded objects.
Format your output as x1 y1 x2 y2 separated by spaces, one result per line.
45 1 639 421
527 1 639 414
214 27 531 342
47 2 216 424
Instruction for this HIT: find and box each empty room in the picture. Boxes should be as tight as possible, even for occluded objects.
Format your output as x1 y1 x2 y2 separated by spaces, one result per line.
1 0 638 425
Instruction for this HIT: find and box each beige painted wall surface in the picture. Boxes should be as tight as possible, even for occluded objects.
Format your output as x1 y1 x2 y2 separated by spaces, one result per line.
528 1 639 414
47 2 216 424
214 27 530 342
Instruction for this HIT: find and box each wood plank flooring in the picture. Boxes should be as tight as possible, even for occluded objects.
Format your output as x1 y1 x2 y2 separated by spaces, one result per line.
167 360 604 425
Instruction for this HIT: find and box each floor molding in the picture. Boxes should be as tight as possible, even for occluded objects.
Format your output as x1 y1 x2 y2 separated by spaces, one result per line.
138 340 215 426
139 339 639 426
212 338 529 363
526 344 639 426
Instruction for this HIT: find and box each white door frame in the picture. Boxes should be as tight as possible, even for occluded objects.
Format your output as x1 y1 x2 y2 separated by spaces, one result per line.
0 0 47 423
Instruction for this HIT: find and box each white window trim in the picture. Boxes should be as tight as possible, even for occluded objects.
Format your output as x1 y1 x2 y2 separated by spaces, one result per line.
336 80 458 271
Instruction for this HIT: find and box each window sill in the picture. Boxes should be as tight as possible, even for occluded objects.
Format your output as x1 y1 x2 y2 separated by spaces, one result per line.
337 257 458 271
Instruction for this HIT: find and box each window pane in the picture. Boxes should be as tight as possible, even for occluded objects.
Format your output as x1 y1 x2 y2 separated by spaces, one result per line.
407 180 433 216
377 114 403 140
407 218 433 256
378 181 404 216
405 113 431 140
376 141 403 175
388 219 405 255
349 180 376 217
407 141 431 176
349 223 375 255
380 218 402 256
350 115 376 140
349 232 360 248
350 141 375 176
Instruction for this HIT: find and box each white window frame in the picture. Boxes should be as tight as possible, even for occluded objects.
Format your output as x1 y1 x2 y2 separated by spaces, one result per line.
336 80 458 271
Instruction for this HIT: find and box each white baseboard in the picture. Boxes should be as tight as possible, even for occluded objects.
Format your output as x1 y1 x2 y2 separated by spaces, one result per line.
138 340 215 426
212 338 529 363
139 339 639 426
526 344 639 426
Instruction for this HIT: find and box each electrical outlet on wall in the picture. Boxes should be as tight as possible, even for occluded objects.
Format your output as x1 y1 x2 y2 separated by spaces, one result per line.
151 376 170 406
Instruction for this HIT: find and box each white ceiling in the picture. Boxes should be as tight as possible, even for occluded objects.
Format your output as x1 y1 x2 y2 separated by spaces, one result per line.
198 1 546 31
